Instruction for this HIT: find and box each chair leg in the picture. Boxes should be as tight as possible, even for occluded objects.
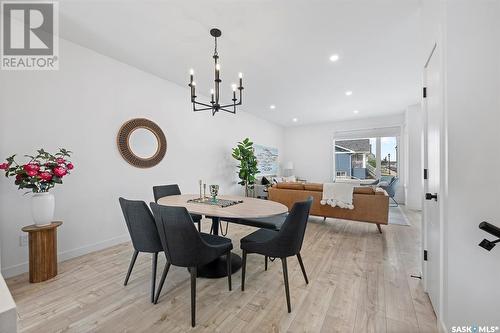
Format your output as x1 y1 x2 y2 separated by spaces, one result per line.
190 266 197 327
241 250 247 291
265 256 268 271
376 224 383 233
154 262 171 304
124 250 138 286
296 252 309 285
151 252 158 303
390 197 399 207
281 257 291 313
323 216 327 222
197 220 201 232
227 251 232 291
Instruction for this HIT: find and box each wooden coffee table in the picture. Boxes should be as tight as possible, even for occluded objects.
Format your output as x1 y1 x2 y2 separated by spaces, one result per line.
157 194 287 278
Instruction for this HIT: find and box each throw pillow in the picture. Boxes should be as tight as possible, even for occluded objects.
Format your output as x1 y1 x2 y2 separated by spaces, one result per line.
272 176 284 184
261 176 270 185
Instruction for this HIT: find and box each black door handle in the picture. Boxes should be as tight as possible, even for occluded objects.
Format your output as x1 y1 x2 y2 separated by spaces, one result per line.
425 193 438 201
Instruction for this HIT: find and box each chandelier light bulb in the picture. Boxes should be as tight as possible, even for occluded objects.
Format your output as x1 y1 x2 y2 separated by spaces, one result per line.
210 89 214 94
192 81 196 86
238 72 243 78
189 69 194 75
231 84 237 91
216 64 221 71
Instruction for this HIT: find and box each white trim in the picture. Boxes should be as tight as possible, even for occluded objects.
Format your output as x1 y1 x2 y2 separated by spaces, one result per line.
334 126 402 140
1 234 130 278
334 145 355 153
438 317 447 333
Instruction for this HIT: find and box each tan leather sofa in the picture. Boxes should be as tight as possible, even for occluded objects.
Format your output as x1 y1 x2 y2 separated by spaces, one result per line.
268 182 389 233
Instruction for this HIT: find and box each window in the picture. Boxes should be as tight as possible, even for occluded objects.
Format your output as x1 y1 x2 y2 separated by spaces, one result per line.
381 136 398 177
336 171 348 178
335 138 377 180
334 136 398 181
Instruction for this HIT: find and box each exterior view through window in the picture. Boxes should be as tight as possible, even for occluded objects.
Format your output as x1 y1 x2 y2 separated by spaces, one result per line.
381 137 398 177
334 137 398 181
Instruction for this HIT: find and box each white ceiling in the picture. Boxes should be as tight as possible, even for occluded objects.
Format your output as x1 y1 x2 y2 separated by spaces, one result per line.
59 0 423 127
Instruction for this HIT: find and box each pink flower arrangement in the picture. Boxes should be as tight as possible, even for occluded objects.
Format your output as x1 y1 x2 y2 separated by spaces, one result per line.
1 148 74 193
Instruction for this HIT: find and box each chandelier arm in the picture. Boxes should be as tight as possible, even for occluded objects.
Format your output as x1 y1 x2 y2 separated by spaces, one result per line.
193 100 213 108
193 106 215 112
220 103 237 109
220 99 242 108
219 107 236 114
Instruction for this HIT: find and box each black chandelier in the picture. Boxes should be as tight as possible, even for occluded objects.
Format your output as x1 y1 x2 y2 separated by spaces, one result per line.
188 28 243 116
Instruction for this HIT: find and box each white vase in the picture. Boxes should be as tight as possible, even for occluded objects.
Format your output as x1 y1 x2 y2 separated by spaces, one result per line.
31 192 55 226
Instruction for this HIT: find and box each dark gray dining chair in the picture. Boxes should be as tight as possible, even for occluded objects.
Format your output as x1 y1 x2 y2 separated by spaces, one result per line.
119 197 163 303
240 197 313 313
153 184 203 232
150 203 233 327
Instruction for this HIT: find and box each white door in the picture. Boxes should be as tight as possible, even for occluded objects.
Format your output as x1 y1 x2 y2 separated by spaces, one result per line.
423 43 443 319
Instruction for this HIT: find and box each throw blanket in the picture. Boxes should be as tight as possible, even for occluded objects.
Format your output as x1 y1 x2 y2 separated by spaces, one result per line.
320 183 354 209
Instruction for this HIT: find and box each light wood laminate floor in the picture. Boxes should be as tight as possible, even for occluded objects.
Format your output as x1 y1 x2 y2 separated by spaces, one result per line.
7 207 437 332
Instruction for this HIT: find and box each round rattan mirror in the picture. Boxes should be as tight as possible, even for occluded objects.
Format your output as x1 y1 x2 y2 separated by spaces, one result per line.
117 118 167 168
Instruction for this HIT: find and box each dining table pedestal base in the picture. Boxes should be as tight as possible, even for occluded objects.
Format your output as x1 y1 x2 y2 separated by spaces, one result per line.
197 253 242 279
196 216 242 278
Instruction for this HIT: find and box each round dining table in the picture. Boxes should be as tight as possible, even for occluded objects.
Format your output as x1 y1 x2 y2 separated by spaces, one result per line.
157 194 288 278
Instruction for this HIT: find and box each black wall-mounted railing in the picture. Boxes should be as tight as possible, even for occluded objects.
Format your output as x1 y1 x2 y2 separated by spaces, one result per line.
478 221 500 251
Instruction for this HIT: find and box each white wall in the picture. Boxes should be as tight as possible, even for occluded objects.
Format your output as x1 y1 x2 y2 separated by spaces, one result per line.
0 38 284 277
283 114 406 201
422 0 500 329
405 104 423 210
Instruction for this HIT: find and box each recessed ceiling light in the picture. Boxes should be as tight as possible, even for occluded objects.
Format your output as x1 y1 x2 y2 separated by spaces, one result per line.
329 54 339 62
345 91 353 96
269 105 276 109
292 118 298 122
353 110 359 114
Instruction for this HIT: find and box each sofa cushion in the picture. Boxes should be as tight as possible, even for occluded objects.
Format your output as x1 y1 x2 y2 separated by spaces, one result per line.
354 186 375 195
276 182 305 190
303 183 323 192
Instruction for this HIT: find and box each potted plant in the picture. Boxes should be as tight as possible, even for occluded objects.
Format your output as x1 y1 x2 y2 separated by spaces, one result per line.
232 138 259 197
0 148 74 226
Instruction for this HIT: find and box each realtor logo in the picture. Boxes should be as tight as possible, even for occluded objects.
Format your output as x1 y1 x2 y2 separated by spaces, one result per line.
1 1 59 70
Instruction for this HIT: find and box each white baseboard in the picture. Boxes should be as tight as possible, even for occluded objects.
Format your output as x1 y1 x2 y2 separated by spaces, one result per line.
1 234 130 279
438 317 447 333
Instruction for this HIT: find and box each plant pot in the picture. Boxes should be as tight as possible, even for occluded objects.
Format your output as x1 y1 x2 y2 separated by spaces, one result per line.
31 192 55 226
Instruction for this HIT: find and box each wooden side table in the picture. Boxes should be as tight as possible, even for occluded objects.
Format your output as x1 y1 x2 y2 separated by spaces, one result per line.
22 221 62 283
